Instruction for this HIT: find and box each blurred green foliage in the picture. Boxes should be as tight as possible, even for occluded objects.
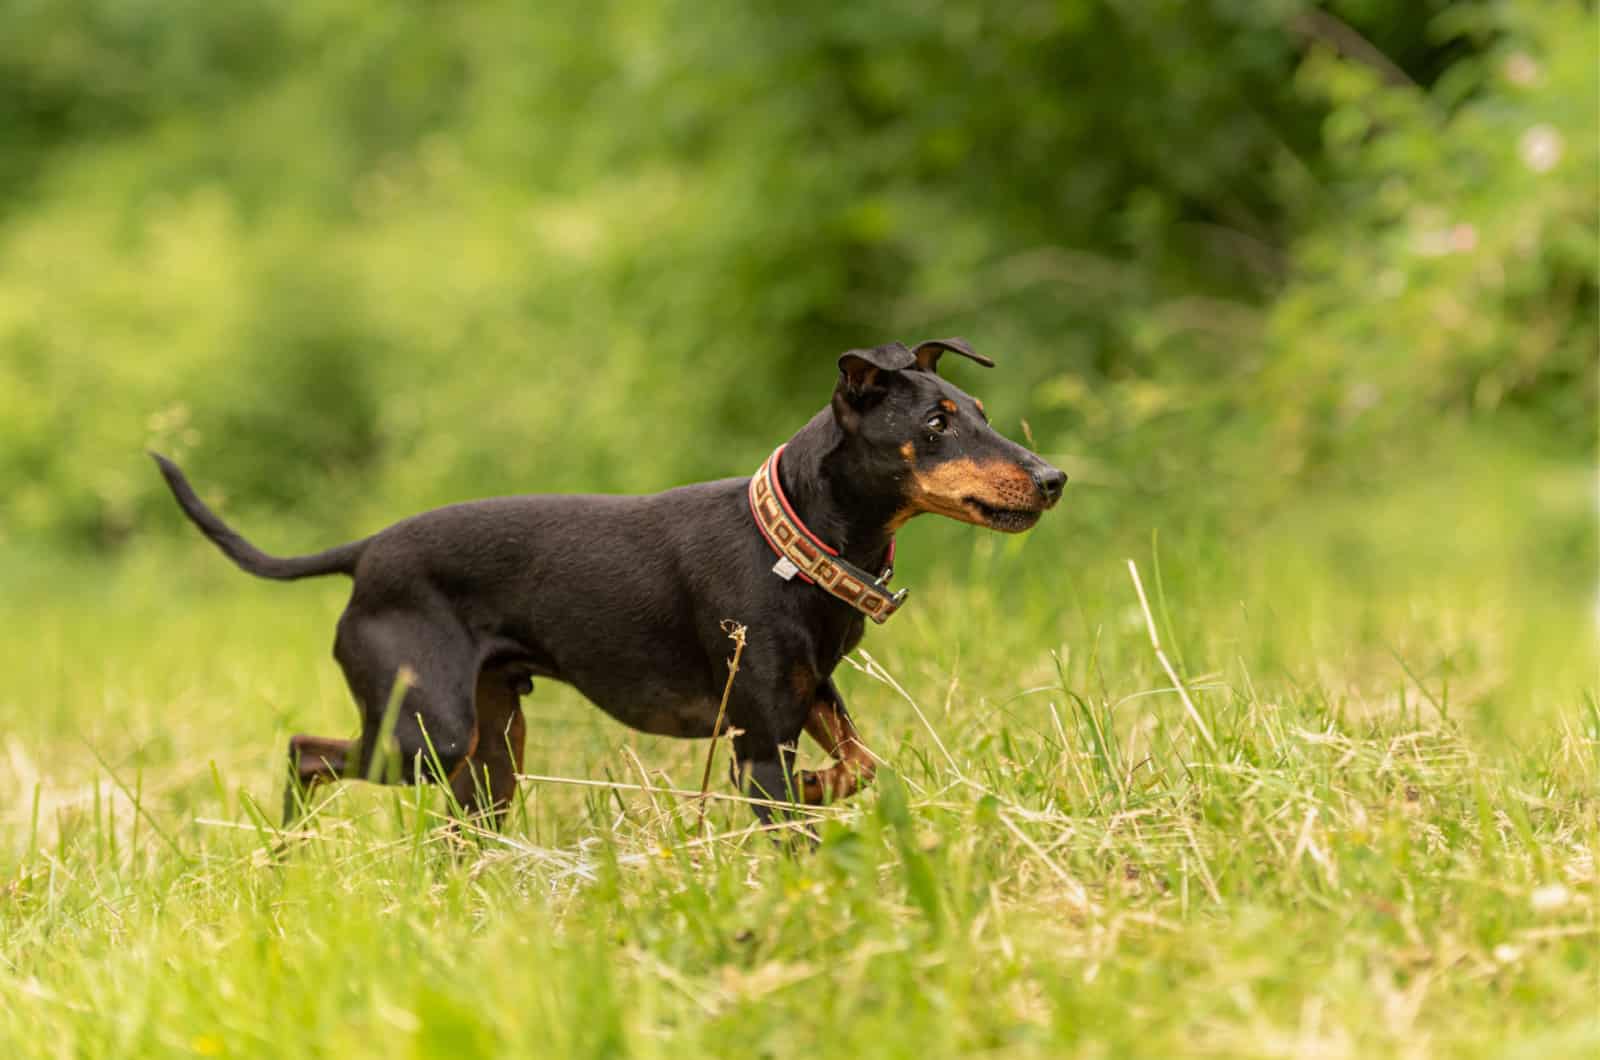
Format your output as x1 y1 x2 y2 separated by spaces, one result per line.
0 0 1592 547
1265 1 1598 473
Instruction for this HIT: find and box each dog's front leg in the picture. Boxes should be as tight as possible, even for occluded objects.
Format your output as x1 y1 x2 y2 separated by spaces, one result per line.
799 686 877 804
730 739 810 831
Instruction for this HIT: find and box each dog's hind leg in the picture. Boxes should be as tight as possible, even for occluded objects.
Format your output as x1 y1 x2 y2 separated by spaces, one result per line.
348 612 477 769
449 667 528 828
283 734 356 825
310 608 481 808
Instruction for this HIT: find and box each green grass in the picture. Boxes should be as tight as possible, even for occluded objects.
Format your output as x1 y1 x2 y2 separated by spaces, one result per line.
1 441 1595 1058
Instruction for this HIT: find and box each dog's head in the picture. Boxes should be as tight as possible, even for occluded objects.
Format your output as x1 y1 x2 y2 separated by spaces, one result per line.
831 338 1066 533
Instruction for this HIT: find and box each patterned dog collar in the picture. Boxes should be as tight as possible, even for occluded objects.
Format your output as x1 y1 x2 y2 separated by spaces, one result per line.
747 445 908 624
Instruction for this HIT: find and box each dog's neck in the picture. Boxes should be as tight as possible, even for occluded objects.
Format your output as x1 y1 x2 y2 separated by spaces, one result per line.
775 409 902 572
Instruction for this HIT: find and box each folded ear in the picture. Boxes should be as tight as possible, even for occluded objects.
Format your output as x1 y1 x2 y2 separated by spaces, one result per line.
911 337 996 374
838 344 915 390
834 342 913 430
837 342 914 394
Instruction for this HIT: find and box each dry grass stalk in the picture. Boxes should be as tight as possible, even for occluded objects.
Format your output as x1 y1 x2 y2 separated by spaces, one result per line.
697 620 748 825
1127 559 1218 753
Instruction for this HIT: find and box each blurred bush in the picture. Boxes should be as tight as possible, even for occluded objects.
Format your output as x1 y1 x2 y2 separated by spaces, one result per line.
0 0 1592 547
1262 1 1597 479
0 0 288 195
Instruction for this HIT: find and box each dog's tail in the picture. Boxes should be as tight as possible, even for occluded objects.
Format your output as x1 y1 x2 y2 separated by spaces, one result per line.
150 452 366 581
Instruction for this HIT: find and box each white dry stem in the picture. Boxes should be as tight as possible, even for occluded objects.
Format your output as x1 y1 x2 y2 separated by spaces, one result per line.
1127 559 1218 753
855 649 962 779
998 810 1096 913
515 772 839 819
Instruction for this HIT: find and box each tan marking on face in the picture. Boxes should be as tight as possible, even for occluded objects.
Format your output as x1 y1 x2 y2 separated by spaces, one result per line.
975 399 986 418
899 441 915 464
889 457 1041 529
938 399 958 414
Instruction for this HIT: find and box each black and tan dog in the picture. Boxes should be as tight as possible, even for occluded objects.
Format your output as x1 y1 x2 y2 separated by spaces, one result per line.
153 338 1065 828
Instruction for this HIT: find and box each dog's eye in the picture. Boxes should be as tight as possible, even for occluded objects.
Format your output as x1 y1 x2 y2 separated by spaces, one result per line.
926 413 949 433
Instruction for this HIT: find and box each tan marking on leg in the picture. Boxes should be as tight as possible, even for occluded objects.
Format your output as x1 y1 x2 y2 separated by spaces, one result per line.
285 734 355 823
446 723 481 786
800 701 877 804
453 668 527 826
291 734 354 786
790 663 817 703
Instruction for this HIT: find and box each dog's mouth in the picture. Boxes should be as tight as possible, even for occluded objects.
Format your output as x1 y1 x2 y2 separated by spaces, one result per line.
965 498 1043 533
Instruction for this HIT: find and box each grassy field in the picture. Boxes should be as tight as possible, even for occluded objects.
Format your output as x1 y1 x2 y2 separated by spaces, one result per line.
1 436 1595 1059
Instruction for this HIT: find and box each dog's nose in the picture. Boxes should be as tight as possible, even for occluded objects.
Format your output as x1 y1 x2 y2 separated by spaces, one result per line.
1034 466 1067 505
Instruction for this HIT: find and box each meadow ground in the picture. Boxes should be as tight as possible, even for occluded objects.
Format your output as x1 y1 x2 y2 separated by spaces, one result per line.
1 437 1595 1059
